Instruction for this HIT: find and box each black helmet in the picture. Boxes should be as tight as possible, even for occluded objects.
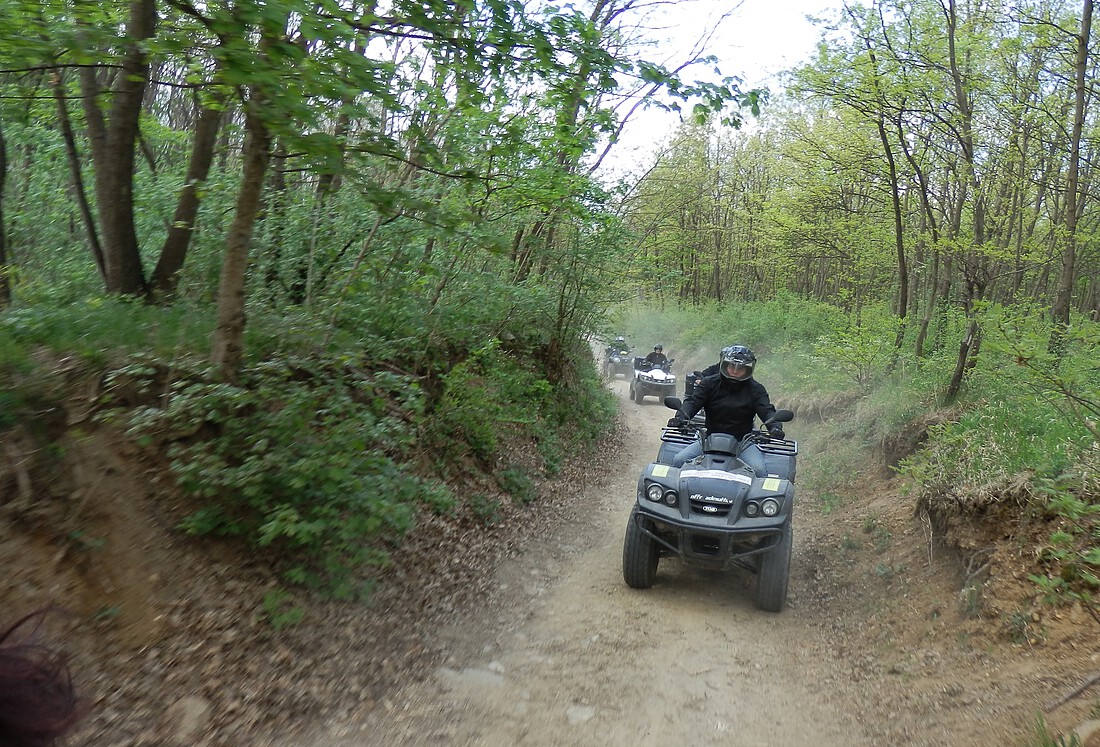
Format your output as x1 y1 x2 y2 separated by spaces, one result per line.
719 345 756 381
653 344 663 352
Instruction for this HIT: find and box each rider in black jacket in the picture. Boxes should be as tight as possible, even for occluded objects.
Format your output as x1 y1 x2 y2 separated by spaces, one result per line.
644 344 668 366
667 345 782 467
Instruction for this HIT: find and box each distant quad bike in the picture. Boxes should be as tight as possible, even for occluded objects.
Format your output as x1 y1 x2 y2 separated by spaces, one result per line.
622 397 797 612
604 347 634 379
628 357 677 404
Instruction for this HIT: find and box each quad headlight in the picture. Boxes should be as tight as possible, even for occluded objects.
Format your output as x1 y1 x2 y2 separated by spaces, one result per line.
744 498 783 517
645 482 678 505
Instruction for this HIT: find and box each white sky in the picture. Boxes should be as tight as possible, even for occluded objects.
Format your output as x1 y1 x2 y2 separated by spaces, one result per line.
601 0 843 176
703 0 841 87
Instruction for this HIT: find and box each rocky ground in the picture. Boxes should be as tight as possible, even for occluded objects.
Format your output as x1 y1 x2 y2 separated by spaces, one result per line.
1 373 1098 746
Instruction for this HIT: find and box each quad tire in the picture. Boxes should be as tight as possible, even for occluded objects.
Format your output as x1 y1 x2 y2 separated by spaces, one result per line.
755 520 792 612
633 384 645 404
622 507 658 588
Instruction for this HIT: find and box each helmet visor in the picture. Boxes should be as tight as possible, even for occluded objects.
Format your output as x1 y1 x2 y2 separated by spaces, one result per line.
721 361 752 381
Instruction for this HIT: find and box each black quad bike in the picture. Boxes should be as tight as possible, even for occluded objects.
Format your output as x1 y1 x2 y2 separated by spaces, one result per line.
622 397 797 612
628 357 677 404
604 347 634 379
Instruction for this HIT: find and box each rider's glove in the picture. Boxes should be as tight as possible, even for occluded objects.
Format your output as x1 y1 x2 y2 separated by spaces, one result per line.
667 417 685 429
768 425 785 439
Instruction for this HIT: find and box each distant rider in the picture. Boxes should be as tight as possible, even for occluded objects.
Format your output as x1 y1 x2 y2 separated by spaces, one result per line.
644 344 668 367
667 345 783 467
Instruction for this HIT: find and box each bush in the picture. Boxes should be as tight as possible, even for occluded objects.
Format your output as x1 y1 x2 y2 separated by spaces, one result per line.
115 355 452 599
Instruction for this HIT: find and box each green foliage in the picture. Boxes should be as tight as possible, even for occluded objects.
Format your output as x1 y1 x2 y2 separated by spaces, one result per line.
0 386 29 431
615 294 848 377
496 467 536 504
1007 611 1046 646
535 430 564 477
0 298 215 361
810 308 900 385
116 355 452 598
538 349 618 447
898 392 1093 510
468 494 504 525
895 309 1100 601
261 589 306 632
817 491 845 514
874 562 905 579
68 530 106 553
1028 713 1081 747
427 340 548 465
1027 473 1100 604
91 606 122 623
1 284 617 599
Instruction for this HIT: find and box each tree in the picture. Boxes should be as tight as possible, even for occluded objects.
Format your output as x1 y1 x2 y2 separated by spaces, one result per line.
78 0 156 297
1050 0 1094 354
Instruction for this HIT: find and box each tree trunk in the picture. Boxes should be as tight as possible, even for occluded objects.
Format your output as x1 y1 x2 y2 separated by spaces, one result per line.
943 0 988 400
1050 0 1092 355
78 0 155 297
945 316 978 403
50 70 106 280
0 116 9 307
210 99 271 381
152 95 225 298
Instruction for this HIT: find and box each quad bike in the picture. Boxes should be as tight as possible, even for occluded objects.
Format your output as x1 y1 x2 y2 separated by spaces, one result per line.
622 397 797 612
684 370 704 397
604 348 634 379
629 357 677 404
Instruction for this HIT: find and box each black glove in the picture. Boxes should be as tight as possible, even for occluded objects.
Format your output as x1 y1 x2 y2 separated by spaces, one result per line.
768 425 785 439
667 417 685 429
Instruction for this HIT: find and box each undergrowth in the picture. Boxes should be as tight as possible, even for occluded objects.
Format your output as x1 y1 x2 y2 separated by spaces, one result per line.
3 299 616 601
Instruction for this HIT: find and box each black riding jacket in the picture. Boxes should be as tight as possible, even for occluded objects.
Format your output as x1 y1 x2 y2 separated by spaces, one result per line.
676 375 775 439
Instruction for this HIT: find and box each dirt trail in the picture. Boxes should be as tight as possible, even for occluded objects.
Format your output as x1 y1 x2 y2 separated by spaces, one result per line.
318 378 876 746
7 359 1095 746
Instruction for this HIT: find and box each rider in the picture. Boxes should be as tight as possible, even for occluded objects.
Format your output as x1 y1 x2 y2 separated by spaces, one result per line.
607 335 629 356
667 344 783 467
644 344 668 367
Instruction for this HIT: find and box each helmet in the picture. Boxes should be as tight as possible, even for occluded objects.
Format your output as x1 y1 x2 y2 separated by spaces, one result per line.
614 336 626 345
719 345 756 381
653 344 663 352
